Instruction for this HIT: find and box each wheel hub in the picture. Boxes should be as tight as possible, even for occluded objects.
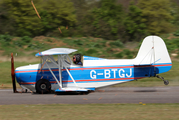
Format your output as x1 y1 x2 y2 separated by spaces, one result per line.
40 84 46 89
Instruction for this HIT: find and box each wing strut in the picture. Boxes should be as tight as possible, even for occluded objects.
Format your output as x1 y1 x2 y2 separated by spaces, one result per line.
42 56 62 88
45 61 62 88
60 56 78 87
40 55 93 92
42 55 78 89
58 55 62 88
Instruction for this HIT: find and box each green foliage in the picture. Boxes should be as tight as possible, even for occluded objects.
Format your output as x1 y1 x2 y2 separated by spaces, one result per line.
90 43 101 48
109 40 123 48
0 34 12 46
12 36 32 47
138 0 174 35
164 38 179 53
85 49 98 55
27 42 44 50
1 0 44 36
40 0 76 36
22 36 32 43
170 1 179 27
115 52 123 58
73 39 83 45
0 34 11 42
173 30 179 36
0 0 76 37
0 0 178 41
113 49 137 59
13 39 24 47
124 2 147 41
122 49 134 59
82 0 125 40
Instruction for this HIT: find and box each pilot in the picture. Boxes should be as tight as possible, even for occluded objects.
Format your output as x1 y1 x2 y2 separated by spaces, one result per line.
73 54 83 65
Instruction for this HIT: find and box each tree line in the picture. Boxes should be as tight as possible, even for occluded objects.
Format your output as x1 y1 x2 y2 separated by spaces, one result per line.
0 0 178 42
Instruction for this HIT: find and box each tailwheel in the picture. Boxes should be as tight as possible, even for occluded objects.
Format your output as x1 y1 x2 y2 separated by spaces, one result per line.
35 79 51 94
156 75 169 85
164 80 169 85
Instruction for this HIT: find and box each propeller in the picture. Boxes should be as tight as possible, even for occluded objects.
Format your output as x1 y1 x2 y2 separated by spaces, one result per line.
11 53 17 93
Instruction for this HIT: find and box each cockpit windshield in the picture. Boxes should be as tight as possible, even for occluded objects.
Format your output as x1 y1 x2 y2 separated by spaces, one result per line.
62 55 72 65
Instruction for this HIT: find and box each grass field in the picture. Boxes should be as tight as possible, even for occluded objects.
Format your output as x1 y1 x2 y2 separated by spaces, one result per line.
0 61 38 88
0 103 179 120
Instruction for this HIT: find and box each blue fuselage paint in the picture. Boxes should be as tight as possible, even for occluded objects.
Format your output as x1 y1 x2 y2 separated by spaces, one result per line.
15 63 172 87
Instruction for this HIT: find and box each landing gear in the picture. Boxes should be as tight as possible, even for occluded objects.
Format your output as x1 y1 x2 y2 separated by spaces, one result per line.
35 79 51 94
156 75 169 85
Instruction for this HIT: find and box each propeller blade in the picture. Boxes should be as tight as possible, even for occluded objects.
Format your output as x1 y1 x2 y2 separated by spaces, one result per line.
11 53 17 93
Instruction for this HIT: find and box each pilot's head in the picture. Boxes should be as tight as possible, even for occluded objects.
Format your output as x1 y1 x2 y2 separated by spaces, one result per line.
73 54 81 64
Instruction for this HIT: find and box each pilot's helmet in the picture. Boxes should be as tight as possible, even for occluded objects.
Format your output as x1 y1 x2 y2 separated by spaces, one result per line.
75 54 81 63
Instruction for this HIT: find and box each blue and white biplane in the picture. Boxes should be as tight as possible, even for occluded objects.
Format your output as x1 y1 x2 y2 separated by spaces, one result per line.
11 36 172 94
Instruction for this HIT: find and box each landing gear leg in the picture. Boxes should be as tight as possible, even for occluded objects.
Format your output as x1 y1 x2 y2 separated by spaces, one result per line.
156 75 169 85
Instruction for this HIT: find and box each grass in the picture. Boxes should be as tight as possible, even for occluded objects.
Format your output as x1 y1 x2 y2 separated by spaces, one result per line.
1 34 179 59
0 61 179 89
0 61 38 89
0 103 179 120
0 35 131 59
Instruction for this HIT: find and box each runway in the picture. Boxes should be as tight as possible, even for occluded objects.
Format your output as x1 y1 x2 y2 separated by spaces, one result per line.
0 86 179 105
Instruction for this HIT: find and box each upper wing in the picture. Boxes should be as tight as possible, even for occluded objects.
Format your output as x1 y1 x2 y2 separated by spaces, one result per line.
35 48 77 56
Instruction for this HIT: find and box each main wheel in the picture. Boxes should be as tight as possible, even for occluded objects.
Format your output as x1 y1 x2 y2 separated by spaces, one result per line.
35 79 51 94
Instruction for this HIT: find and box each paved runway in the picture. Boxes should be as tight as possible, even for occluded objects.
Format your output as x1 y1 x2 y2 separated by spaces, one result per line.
0 86 179 105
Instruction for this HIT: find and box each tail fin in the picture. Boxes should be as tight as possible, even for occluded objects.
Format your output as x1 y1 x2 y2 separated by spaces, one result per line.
134 36 172 74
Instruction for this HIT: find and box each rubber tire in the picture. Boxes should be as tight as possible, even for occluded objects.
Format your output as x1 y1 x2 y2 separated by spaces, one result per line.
35 79 51 94
164 80 169 85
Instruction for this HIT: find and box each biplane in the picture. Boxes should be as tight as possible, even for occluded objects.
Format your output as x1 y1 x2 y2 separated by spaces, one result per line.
11 36 172 94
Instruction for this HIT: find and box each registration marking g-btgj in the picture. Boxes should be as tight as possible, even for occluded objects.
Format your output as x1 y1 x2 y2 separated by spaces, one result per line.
90 69 132 79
